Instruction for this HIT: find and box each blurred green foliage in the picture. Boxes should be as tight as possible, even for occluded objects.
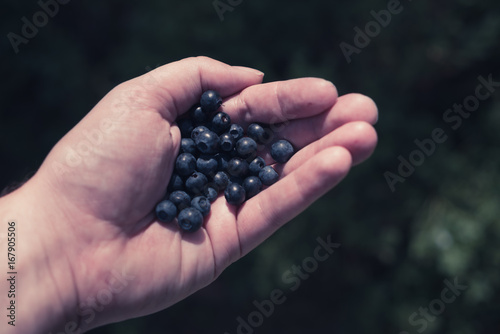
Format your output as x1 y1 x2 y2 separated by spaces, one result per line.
1 0 500 333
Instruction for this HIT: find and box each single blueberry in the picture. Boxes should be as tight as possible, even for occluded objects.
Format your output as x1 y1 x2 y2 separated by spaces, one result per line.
191 125 209 141
219 133 235 152
181 138 197 155
167 173 184 192
191 196 211 216
155 200 177 222
224 183 246 205
177 207 204 232
213 171 230 190
215 153 231 171
249 156 266 176
190 104 209 124
247 123 273 144
195 130 219 154
236 137 257 159
185 171 208 195
175 153 196 176
196 155 218 176
259 166 279 186
177 118 194 138
169 190 192 211
271 139 295 163
228 124 244 141
203 186 218 203
200 90 223 113
243 176 262 199
227 157 249 178
211 112 231 134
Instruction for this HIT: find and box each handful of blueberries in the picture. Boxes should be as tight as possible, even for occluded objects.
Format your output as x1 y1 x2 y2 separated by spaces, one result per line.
155 90 295 232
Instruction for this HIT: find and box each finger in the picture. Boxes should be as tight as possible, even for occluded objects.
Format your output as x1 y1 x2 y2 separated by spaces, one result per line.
236 146 352 256
275 93 379 148
220 78 338 126
249 120 377 168
117 56 265 122
273 121 377 173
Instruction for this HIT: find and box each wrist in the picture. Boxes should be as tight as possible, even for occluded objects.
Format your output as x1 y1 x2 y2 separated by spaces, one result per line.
0 176 80 334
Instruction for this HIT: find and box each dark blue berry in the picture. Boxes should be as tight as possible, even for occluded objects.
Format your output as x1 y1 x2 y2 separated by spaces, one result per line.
213 171 230 190
224 183 246 205
271 140 295 163
190 104 209 124
249 156 266 176
177 118 194 138
219 133 235 152
185 172 208 195
215 153 231 171
169 190 192 211
211 112 231 134
259 166 279 186
227 157 249 178
247 123 273 144
195 130 219 154
243 176 262 199
200 90 223 113
191 196 211 216
203 186 218 203
228 124 244 141
177 208 204 232
175 153 196 176
236 137 257 159
155 200 177 222
181 138 197 155
196 156 218 176
191 125 209 141
167 173 184 192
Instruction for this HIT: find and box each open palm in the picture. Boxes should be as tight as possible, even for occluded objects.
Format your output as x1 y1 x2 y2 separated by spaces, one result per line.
33 57 378 331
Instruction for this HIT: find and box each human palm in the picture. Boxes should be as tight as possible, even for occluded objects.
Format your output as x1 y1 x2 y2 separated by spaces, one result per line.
28 57 377 331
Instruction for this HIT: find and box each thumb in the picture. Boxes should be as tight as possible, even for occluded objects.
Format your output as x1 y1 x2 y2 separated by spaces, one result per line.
122 56 265 122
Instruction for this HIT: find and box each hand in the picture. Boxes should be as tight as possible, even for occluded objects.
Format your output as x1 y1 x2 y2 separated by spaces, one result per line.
0 56 377 333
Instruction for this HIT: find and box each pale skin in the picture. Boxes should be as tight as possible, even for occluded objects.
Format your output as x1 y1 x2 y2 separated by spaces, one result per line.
0 56 378 333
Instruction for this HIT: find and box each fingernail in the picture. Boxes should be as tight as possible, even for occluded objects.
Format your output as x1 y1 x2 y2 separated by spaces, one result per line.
233 66 265 77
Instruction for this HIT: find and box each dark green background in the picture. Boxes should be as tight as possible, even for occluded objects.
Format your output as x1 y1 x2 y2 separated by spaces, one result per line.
2 0 500 333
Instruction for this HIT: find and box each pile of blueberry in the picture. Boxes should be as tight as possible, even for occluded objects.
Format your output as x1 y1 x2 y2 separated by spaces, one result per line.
155 90 295 233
